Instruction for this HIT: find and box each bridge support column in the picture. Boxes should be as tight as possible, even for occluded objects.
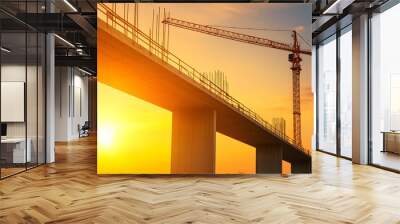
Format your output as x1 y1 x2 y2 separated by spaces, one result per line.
291 158 312 173
171 109 216 174
256 144 282 173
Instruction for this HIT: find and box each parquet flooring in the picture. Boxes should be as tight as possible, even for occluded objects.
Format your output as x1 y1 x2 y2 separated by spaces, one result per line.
1 135 400 223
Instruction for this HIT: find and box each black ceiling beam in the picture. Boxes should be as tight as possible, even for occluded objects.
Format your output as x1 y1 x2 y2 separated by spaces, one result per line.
55 55 96 70
56 47 97 56
67 14 96 38
13 13 85 32
0 7 38 31
0 18 27 31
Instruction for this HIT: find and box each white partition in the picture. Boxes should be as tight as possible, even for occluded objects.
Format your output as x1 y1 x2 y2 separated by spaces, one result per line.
1 82 25 122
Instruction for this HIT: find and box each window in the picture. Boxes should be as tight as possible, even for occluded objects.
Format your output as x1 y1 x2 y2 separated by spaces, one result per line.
316 25 353 159
371 2 400 171
339 26 352 158
317 35 337 154
390 74 400 130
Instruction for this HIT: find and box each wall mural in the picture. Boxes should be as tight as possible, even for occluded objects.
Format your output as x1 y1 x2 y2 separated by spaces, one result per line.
97 3 312 174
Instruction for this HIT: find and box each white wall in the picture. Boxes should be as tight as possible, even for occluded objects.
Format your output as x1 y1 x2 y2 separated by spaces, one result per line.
72 72 89 138
55 67 70 141
55 67 89 141
1 63 46 164
1 64 39 137
1 65 26 140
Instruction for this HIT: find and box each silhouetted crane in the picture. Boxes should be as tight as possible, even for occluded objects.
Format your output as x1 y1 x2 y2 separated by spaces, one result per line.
162 17 311 146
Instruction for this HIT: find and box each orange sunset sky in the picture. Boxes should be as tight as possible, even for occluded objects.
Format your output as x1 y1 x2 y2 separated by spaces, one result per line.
98 3 313 174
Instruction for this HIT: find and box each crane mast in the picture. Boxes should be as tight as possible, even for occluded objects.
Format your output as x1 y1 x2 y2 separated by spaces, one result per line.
162 17 311 147
289 31 302 146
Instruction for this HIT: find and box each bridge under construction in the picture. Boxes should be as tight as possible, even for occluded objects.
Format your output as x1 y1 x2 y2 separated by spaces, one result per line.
98 3 311 174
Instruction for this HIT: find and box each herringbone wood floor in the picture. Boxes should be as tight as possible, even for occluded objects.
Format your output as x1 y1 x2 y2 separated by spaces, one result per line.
1 136 400 224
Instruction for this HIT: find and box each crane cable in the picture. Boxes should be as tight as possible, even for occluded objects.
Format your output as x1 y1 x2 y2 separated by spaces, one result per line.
297 33 312 48
207 24 312 49
206 24 292 32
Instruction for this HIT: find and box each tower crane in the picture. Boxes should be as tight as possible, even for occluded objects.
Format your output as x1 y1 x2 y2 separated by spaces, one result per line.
162 17 311 147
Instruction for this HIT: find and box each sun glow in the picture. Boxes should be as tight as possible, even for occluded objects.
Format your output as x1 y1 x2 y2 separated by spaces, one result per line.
97 82 172 174
98 124 115 149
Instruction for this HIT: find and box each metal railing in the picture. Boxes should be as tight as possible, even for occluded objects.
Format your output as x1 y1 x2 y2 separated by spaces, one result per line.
97 3 310 156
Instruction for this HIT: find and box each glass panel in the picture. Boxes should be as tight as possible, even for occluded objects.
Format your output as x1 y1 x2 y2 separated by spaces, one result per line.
27 30 38 169
0 1 46 179
26 0 39 169
38 32 45 165
371 3 400 171
318 35 337 154
339 27 352 158
1 30 28 177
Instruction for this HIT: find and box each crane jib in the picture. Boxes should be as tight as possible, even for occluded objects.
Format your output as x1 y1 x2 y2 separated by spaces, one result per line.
162 17 311 55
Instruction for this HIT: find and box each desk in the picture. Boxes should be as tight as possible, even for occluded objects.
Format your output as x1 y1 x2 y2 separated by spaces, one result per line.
382 132 400 154
1 138 31 163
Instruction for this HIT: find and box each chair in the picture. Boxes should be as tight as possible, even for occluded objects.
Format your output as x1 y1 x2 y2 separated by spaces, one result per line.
79 121 90 138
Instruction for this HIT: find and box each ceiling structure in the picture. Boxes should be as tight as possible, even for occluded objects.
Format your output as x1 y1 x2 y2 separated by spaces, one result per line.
0 0 395 74
0 0 97 74
310 0 391 44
